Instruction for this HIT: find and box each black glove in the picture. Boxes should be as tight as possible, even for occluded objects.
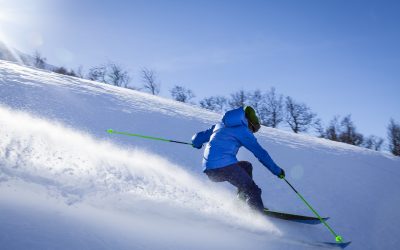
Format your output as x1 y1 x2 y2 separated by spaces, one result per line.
278 169 285 179
192 143 202 149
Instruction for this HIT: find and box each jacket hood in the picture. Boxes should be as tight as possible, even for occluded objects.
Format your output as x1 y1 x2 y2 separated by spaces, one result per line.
222 107 248 128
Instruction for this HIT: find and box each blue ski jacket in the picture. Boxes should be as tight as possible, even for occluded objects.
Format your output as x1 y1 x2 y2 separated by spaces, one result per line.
192 107 282 176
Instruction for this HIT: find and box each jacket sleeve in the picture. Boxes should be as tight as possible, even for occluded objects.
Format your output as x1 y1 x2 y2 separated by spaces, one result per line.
191 125 215 148
237 128 282 176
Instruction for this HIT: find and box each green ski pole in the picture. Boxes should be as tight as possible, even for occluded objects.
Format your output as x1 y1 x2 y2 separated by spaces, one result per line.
282 177 344 243
107 129 193 146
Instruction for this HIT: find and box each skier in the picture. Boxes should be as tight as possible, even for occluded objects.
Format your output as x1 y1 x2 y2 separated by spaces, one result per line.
191 106 285 213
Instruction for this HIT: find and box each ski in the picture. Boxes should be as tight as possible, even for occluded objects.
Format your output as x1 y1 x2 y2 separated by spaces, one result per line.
281 237 351 249
323 241 351 248
263 208 329 224
305 241 352 249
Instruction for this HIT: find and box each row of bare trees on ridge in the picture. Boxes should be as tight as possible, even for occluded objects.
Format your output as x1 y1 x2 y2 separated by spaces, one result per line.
32 51 400 156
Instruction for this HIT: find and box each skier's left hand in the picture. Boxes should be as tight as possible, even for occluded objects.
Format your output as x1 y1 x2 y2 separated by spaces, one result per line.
278 169 285 179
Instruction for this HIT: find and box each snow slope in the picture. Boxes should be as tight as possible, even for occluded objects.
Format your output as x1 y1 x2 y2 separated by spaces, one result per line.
1 60 399 249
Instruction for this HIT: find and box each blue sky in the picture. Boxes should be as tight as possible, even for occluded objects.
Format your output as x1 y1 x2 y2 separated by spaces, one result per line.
1 0 399 141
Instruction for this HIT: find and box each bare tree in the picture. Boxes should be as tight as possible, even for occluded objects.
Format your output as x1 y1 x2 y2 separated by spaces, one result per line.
262 88 284 128
363 135 384 151
338 115 364 146
53 66 76 77
309 118 324 138
33 51 46 69
170 85 195 103
285 96 317 133
87 63 130 87
388 119 400 156
199 96 227 112
248 90 263 115
53 66 68 75
76 66 85 78
228 90 249 109
324 117 338 141
108 63 130 87
141 68 160 95
87 65 107 83
323 115 364 146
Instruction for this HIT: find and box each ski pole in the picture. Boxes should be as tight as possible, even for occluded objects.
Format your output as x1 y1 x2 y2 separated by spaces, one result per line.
106 129 193 146
282 177 344 243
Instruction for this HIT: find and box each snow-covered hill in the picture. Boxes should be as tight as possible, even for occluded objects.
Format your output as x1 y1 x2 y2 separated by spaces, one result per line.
0 42 34 66
0 60 399 250
0 42 55 69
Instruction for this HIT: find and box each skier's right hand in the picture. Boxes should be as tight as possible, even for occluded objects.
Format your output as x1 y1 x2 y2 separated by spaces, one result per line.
278 169 285 179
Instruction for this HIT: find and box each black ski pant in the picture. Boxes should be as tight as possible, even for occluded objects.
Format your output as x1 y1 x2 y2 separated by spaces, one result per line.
204 161 264 212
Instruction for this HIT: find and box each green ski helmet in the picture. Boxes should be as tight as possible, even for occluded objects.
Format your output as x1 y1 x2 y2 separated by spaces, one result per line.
244 106 261 133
